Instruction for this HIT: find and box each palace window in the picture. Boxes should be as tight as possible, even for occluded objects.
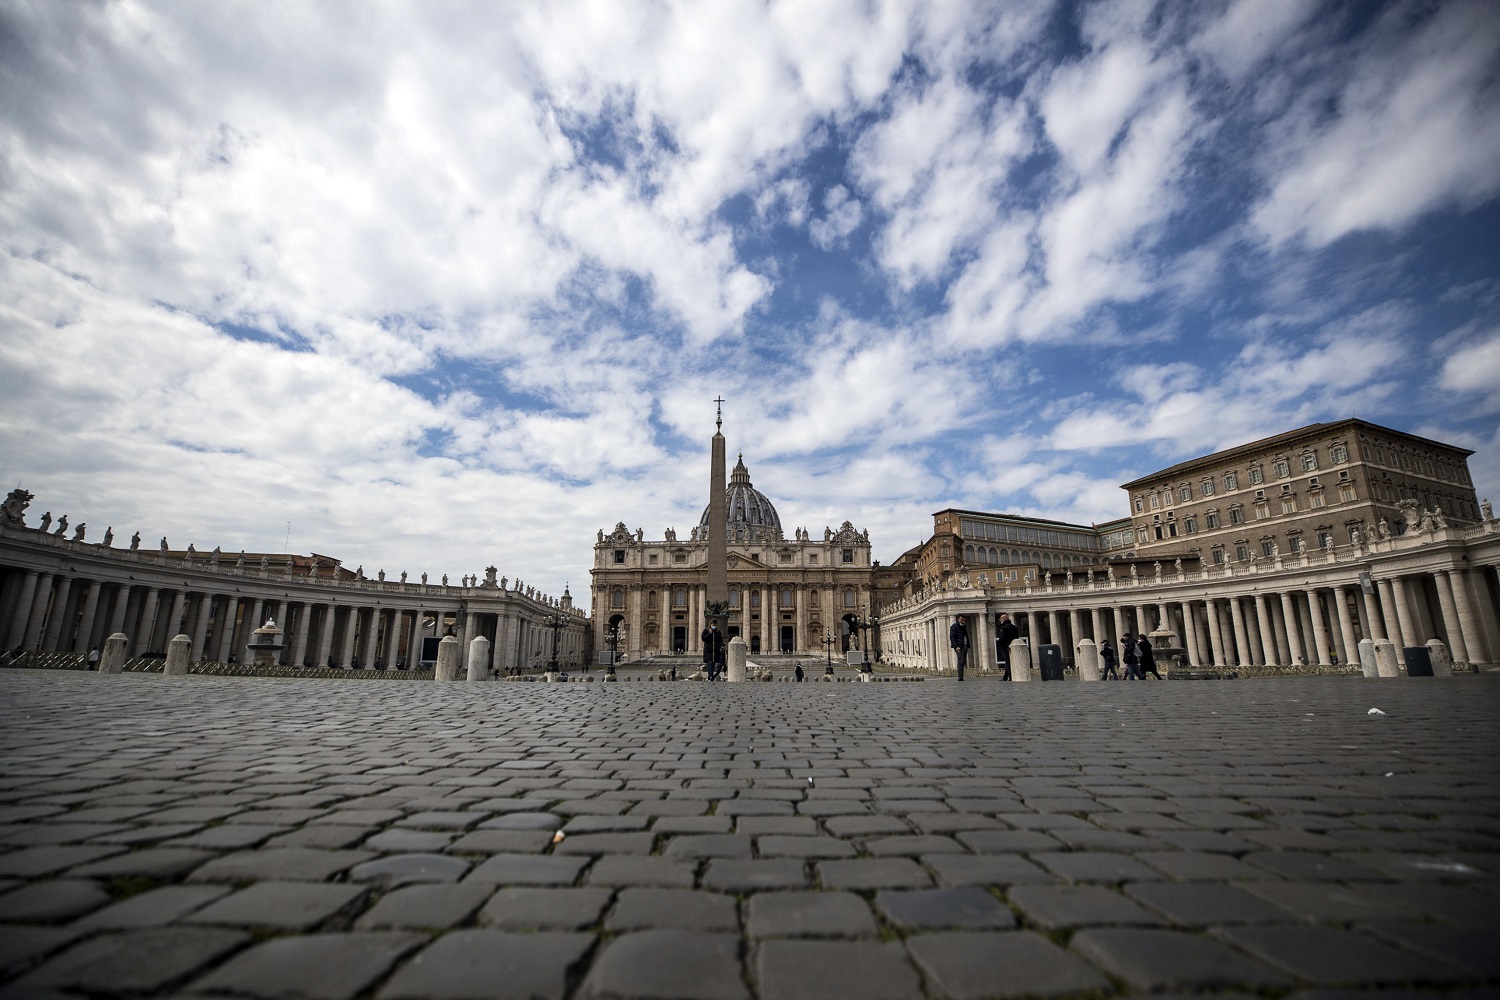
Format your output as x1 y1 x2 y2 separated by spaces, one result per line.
1281 496 1297 514
1310 491 1325 508
1134 497 1144 513
1229 505 1245 525
1166 515 1179 537
1184 515 1198 534
750 591 761 608
1235 542 1250 562
1224 471 1239 490
674 589 686 608
1340 483 1356 502
1178 485 1192 503
1317 528 1333 549
808 554 818 564
1273 458 1291 478
781 589 793 608
1201 478 1215 497
613 550 626 564
674 552 687 564
648 554 658 565
843 588 855 608
1211 546 1225 565
1248 466 1264 485
842 548 854 563
1149 493 1159 509
780 552 792 563
1254 498 1270 519
612 590 624 609
729 589 740 608
1288 534 1304 553
1137 527 1149 543
1261 538 1276 557
1348 523 1363 543
1205 509 1221 529
1331 443 1348 463
1301 451 1318 471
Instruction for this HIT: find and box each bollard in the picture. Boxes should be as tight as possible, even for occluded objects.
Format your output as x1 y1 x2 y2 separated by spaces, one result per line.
726 636 747 682
1357 638 1378 678
98 633 129 675
467 636 490 682
1076 639 1100 681
434 635 461 681
1010 639 1033 682
1425 639 1453 677
1372 639 1399 678
163 634 192 676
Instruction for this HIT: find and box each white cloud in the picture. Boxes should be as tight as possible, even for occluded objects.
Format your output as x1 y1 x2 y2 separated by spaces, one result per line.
1438 328 1500 415
1191 0 1319 83
808 185 864 250
1253 1 1500 248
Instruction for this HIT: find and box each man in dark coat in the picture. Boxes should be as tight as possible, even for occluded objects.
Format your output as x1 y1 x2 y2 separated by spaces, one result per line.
702 621 726 681
996 612 1020 681
1138 635 1162 679
949 615 970 681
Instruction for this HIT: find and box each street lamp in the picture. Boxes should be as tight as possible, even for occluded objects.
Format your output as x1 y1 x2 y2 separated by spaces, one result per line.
821 631 837 676
848 614 878 673
605 623 621 677
544 613 567 673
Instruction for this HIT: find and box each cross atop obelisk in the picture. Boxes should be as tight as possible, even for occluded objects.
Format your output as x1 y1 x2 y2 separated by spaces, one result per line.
706 396 729 630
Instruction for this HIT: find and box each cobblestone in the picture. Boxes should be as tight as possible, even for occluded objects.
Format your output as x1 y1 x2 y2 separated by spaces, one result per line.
0 670 1496 998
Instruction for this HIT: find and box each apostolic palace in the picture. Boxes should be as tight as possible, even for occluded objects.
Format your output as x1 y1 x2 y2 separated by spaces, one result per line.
2 417 1497 676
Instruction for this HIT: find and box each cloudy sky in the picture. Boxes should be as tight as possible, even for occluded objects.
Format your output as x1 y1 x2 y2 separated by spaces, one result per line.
3 0 1499 601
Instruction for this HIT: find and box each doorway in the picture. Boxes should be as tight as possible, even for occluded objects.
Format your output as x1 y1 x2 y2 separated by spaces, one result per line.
780 626 795 653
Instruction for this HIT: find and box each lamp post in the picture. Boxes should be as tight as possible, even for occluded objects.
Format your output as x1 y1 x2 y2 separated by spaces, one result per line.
822 631 837 676
545 613 567 674
605 623 620 678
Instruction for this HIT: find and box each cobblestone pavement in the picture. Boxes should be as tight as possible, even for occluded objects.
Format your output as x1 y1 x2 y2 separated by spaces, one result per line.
1 670 1497 1000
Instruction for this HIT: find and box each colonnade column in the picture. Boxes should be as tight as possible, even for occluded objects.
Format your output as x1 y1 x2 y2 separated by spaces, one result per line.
1229 597 1250 666
1376 578 1404 649
133 587 159 654
1180 602 1202 666
41 576 73 651
1431 573 1469 664
1333 587 1359 666
1446 570 1484 665
107 585 130 641
1306 590 1331 666
4 571 39 649
190 594 212 660
73 582 102 653
22 573 54 650
1204 599 1225 667
165 590 187 648
1253 594 1274 665
1390 576 1418 650
315 603 336 667
1362 587 1386 642
337 607 357 668
1278 590 1304 664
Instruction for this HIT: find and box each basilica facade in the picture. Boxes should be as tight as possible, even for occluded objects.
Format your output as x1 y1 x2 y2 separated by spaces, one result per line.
590 455 876 660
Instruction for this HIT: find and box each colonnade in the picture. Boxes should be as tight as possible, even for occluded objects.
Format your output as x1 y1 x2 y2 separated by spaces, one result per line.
0 528 588 673
880 522 1500 673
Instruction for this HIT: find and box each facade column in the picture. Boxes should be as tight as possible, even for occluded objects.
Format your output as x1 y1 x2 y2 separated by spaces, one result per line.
1268 595 1291 664
1376 578 1405 649
1204 599 1225 667
288 602 311 665
214 597 237 661
1278 593 1302 665
1431 572 1469 664
1306 590 1331 666
313 603 335 667
1446 569 1484 666
164 590 188 645
1090 607 1106 645
1111 606 1125 649
1389 576 1418 650
1228 597 1250 666
244 598 265 654
338 607 358 668
133 587 160 655
1251 594 1274 665
190 593 213 660
107 584 132 640
1046 609 1061 648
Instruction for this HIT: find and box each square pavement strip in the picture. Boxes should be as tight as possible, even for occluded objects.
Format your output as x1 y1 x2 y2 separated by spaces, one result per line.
2 670 1499 998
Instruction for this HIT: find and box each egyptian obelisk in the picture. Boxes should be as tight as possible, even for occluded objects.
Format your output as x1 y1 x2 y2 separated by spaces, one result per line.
706 397 728 627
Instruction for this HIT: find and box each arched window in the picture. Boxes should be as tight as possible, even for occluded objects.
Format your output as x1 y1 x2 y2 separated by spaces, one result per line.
612 590 624 609
843 588 855 608
647 591 658 609
780 588 793 608
964 543 975 561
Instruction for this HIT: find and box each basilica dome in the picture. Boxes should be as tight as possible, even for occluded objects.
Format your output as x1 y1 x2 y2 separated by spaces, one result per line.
700 454 782 537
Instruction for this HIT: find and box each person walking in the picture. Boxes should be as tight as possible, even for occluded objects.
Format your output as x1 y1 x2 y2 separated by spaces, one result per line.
794 662 805 682
949 615 970 681
1138 634 1162 679
1122 632 1142 680
702 621 726 681
1099 639 1119 680
996 612 1020 681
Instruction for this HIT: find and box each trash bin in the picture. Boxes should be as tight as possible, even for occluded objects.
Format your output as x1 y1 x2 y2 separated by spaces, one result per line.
1037 643 1065 681
1403 646 1434 677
